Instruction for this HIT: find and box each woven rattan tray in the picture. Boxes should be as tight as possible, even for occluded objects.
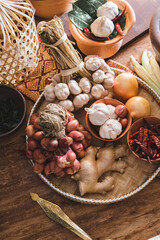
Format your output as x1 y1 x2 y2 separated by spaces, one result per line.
27 67 160 205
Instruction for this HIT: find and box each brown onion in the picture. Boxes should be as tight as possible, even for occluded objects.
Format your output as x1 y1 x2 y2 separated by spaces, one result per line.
125 96 151 119
113 72 138 100
33 131 45 141
115 105 128 118
25 125 35 137
68 130 84 141
66 119 79 132
33 117 41 129
82 131 92 141
33 149 47 164
28 138 40 150
41 138 58 151
34 162 44 173
71 142 83 152
29 113 39 125
120 118 128 128
66 149 76 163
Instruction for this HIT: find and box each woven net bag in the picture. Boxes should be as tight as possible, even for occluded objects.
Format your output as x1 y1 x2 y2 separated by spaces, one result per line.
0 0 39 85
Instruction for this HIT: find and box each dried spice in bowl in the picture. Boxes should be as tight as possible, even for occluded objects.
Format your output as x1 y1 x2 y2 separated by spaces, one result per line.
0 98 22 135
127 117 160 162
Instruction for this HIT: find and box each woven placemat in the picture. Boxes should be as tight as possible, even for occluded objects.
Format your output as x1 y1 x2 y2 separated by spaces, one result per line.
15 42 59 101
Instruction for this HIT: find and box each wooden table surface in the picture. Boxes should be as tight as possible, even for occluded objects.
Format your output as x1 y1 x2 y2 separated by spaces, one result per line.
1 17 160 240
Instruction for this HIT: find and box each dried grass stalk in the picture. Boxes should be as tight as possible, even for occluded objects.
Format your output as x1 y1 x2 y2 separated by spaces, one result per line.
37 16 91 83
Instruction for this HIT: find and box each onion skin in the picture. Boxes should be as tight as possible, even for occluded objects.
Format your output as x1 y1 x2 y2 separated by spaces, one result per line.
113 72 139 100
125 96 151 119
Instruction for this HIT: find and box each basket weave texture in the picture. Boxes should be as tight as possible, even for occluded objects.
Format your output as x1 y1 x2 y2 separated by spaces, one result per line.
0 0 39 85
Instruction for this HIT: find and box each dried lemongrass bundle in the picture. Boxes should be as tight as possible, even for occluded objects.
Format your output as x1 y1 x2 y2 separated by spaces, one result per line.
37 16 91 83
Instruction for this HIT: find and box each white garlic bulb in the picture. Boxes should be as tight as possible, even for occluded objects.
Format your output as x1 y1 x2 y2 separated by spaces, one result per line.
97 2 119 20
84 55 98 62
54 83 70 100
85 57 101 71
44 84 56 102
85 103 116 126
103 71 115 89
99 119 122 139
91 16 114 38
91 84 105 99
58 100 74 112
100 59 112 72
73 93 90 109
92 69 106 83
68 80 82 95
79 77 91 93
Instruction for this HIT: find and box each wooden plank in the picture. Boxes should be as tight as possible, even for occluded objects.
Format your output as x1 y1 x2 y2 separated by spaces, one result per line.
122 0 160 46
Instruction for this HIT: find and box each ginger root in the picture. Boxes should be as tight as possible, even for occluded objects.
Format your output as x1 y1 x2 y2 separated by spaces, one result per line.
72 143 128 196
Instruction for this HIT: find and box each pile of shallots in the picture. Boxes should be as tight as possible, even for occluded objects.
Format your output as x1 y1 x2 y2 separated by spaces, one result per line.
44 55 115 111
25 111 91 178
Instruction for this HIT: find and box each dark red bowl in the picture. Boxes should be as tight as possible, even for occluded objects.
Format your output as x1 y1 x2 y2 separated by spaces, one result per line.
0 84 26 137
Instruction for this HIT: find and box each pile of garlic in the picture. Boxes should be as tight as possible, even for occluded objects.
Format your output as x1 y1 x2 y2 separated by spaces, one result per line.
43 55 115 112
85 103 123 140
91 1 119 38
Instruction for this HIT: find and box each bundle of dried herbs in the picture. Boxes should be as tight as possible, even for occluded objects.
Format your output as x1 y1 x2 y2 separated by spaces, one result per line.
37 16 91 84
0 98 21 134
39 103 66 139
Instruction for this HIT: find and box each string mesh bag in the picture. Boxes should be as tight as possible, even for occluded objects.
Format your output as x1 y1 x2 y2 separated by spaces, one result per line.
0 0 39 86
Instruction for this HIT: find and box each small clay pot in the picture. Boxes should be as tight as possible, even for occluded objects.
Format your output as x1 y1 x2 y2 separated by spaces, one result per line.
30 0 74 19
69 0 136 59
86 98 132 142
149 7 160 63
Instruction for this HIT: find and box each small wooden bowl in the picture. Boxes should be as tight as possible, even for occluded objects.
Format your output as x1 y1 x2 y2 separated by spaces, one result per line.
86 98 132 141
69 0 136 59
127 117 160 162
0 85 26 137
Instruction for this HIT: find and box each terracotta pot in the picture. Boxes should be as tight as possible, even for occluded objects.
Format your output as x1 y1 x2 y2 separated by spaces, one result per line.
69 0 136 59
30 0 74 19
86 98 132 142
127 117 160 162
149 7 160 63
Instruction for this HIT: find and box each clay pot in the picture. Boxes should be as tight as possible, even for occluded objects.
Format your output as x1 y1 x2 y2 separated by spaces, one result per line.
69 0 136 59
149 7 160 63
30 0 74 19
86 98 132 142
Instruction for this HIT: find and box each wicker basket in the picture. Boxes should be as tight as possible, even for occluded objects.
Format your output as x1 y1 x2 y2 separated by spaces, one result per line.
27 67 160 205
0 0 39 85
